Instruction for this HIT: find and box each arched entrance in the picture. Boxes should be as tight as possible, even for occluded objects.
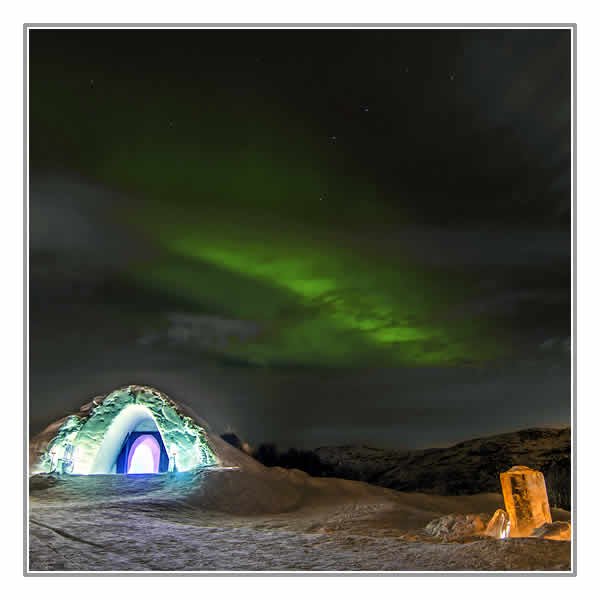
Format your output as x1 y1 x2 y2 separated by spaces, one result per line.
88 404 171 474
128 435 160 473
116 431 170 474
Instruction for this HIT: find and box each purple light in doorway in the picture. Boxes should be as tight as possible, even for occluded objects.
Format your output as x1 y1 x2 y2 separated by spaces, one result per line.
127 434 161 473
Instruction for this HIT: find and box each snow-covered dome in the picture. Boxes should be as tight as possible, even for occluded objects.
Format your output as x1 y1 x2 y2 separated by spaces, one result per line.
31 385 218 475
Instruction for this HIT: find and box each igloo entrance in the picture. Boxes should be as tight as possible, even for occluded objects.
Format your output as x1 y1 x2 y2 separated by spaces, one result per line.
91 404 171 474
115 428 170 474
126 435 163 474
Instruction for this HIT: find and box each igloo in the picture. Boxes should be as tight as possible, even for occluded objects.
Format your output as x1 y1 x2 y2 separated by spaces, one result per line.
30 385 218 475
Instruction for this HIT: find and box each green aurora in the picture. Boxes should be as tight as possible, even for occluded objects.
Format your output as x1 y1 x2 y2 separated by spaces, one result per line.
30 41 505 368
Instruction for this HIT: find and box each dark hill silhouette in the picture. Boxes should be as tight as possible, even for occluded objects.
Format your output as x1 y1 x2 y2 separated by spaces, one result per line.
233 428 571 509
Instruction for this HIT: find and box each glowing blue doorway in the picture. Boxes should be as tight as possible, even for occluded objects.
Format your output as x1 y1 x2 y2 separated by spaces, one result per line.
128 435 160 473
115 431 169 474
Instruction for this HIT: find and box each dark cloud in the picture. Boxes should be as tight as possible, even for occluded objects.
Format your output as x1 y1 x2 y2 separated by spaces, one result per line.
29 173 144 265
391 226 570 267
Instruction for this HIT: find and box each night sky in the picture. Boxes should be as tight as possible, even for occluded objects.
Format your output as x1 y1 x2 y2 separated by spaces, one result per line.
28 28 572 449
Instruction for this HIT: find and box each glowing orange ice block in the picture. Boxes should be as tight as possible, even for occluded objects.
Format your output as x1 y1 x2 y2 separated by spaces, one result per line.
500 465 552 537
485 508 511 539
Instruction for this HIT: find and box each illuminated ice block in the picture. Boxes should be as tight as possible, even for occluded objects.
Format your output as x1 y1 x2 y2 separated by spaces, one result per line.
500 466 552 537
485 508 510 539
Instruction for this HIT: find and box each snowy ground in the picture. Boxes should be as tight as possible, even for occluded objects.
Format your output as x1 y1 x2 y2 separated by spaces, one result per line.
28 469 571 572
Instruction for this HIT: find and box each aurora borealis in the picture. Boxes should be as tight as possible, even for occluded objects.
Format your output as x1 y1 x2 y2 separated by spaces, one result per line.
29 28 572 448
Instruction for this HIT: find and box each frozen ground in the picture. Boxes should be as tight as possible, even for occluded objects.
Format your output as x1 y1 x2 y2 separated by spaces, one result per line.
28 468 571 572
